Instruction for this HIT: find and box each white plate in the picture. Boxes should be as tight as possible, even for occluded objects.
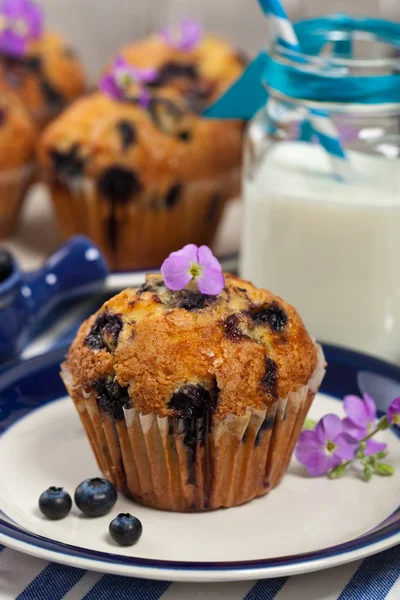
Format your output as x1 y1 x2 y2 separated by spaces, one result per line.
0 345 399 582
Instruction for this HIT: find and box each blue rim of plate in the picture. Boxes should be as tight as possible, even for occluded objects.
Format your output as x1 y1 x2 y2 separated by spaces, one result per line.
0 343 399 576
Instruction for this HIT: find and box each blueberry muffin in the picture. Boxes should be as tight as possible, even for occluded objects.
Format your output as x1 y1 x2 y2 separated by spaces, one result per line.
108 27 246 112
38 89 243 271
62 273 325 511
0 90 36 238
0 0 86 127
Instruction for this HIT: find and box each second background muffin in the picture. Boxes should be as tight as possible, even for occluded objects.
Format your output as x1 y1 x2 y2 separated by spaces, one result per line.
38 20 245 271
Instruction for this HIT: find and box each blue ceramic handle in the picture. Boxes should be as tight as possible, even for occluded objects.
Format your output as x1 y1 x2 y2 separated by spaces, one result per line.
22 236 109 320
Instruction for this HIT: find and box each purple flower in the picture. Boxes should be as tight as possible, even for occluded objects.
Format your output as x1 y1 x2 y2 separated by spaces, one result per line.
342 394 387 456
100 56 158 107
160 18 203 51
161 244 225 295
387 397 400 427
0 0 43 58
295 414 358 476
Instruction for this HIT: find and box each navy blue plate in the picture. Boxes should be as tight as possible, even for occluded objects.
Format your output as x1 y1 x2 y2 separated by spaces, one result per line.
0 343 399 581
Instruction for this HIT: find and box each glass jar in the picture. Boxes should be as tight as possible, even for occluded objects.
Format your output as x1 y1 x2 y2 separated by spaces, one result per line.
241 17 400 361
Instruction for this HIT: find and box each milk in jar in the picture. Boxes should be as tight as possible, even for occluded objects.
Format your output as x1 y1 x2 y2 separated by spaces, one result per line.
241 141 400 360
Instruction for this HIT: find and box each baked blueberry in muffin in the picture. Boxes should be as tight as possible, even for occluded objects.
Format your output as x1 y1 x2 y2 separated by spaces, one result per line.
62 246 325 511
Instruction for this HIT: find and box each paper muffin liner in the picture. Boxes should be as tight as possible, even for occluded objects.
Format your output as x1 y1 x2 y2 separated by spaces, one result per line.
62 343 326 512
47 167 240 271
0 163 34 239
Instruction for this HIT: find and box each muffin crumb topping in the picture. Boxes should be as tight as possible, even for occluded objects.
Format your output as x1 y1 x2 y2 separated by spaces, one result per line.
67 273 318 419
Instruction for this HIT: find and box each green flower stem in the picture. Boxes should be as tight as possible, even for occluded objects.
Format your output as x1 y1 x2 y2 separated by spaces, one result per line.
328 416 394 480
359 428 379 443
358 417 388 444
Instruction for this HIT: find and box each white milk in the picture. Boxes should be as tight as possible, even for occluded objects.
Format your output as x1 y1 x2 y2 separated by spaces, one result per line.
241 141 400 361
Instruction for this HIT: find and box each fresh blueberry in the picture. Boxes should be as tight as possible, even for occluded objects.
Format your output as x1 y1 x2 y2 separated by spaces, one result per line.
38 486 72 520
0 249 14 283
109 513 143 546
74 478 117 517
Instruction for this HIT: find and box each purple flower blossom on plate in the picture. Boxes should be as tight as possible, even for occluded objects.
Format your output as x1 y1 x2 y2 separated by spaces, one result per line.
295 414 358 476
0 0 43 58
160 18 203 52
161 244 224 295
342 394 387 456
387 397 400 427
100 56 158 107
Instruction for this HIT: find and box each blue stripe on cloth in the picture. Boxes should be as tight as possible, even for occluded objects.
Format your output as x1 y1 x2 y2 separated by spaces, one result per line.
244 577 288 599
17 564 85 600
338 546 400 600
82 576 171 600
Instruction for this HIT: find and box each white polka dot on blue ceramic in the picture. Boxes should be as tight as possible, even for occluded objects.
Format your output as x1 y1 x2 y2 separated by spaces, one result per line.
85 248 100 262
45 273 57 286
21 285 32 298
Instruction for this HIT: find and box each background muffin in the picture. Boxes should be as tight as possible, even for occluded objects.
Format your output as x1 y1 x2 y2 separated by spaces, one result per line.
62 271 325 512
107 19 246 111
0 90 36 238
38 83 243 270
0 0 86 127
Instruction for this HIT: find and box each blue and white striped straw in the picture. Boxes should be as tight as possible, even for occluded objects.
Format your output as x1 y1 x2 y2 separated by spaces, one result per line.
260 0 349 180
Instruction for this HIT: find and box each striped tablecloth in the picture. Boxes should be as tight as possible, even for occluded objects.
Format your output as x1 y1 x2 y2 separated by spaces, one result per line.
0 296 399 600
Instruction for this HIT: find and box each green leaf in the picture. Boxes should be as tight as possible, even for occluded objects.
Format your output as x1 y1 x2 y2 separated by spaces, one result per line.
328 463 347 479
303 419 317 431
356 449 365 459
374 463 395 476
376 451 388 459
364 466 372 481
369 456 377 467
377 416 390 431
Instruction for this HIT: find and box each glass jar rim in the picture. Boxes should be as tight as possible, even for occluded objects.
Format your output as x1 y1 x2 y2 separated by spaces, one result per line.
262 15 400 114
273 43 400 73
280 15 400 71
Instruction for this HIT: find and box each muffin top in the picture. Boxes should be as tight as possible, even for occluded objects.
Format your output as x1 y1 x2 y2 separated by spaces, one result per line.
38 90 243 185
65 273 318 419
0 30 86 123
110 34 246 110
0 90 36 171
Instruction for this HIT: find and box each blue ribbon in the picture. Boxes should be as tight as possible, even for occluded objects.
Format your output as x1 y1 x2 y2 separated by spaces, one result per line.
263 52 400 104
204 15 400 120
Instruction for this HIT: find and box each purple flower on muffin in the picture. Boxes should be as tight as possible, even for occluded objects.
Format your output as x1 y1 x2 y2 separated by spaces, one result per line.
387 397 400 427
100 56 158 108
0 0 43 58
161 244 224 295
160 18 203 51
295 414 358 476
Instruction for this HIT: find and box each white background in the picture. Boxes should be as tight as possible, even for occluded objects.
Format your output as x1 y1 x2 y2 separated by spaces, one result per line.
40 0 400 78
